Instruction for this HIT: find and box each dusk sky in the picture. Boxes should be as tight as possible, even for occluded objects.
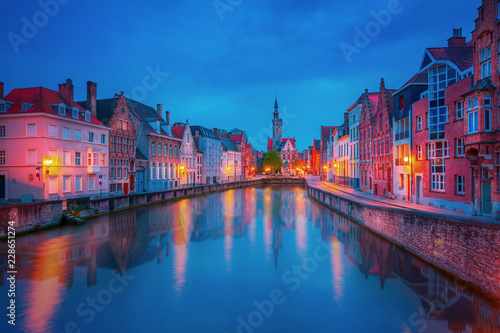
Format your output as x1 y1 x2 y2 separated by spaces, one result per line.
2 0 479 151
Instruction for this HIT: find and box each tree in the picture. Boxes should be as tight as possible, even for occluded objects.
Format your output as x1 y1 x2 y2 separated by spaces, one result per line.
263 149 283 173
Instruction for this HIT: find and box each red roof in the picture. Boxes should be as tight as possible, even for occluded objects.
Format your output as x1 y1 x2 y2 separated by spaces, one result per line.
171 126 185 139
3 87 104 126
427 47 473 72
321 126 336 142
403 71 428 87
267 138 295 150
230 134 244 144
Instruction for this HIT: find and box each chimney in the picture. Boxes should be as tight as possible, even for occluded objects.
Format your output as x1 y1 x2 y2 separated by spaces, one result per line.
448 28 466 48
86 81 97 117
157 104 163 120
59 78 74 105
0 82 3 99
165 110 170 124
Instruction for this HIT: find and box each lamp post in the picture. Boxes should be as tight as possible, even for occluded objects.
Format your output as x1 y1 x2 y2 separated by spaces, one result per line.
43 157 53 201
234 160 238 182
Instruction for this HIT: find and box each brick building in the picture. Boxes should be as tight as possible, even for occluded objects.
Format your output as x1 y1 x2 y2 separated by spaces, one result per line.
463 0 500 216
359 90 379 194
319 126 336 181
411 30 474 213
371 79 396 197
79 85 137 195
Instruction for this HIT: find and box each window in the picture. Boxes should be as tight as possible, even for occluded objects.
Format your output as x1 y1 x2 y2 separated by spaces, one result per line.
63 151 70 166
456 138 464 157
0 125 5 137
0 103 5 112
75 130 81 141
485 108 491 131
22 103 32 111
85 111 91 122
399 96 404 110
474 97 478 108
62 127 70 139
456 101 463 119
399 174 404 188
485 95 491 106
58 105 65 115
93 153 99 166
417 145 423 160
75 176 82 192
428 65 454 141
0 150 5 165
117 167 121 179
170 145 173 157
100 154 105 166
467 99 472 110
49 176 57 194
165 144 168 156
49 149 57 164
151 162 156 180
101 134 106 144
111 135 115 152
110 167 115 180
456 175 465 194
75 152 81 166
63 176 71 192
429 141 449 191
27 149 36 165
152 142 156 156
117 119 122 130
480 46 492 79
72 108 79 119
28 123 37 137
468 111 479 133
414 116 421 131
117 137 121 152
158 143 162 156
88 132 94 143
89 175 95 190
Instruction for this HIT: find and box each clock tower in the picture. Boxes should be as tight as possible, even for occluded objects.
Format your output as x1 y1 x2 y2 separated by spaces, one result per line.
272 96 282 150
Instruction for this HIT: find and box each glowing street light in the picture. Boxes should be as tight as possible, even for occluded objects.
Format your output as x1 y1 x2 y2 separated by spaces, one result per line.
404 156 409 163
43 157 53 166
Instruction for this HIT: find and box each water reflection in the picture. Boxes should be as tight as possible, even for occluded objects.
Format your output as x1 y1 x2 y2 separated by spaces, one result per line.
0 186 499 333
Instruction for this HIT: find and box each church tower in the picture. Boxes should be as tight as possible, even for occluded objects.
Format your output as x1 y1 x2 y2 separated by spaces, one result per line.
272 96 282 150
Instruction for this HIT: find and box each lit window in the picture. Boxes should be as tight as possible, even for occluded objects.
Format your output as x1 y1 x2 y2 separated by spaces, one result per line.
28 123 37 137
456 175 465 194
93 153 99 166
100 154 105 166
417 145 423 160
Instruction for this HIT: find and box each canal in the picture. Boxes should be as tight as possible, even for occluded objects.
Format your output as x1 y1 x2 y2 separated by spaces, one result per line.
1 186 499 333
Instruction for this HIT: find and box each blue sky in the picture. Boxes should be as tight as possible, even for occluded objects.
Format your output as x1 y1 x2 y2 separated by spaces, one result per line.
1 0 480 151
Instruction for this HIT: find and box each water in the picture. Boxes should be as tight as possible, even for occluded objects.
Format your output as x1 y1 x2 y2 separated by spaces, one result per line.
1 186 499 333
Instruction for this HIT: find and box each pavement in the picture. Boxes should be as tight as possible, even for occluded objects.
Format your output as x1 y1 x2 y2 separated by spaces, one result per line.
305 176 499 225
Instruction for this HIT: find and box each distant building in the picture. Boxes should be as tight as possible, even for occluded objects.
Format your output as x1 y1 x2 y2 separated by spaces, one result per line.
359 90 379 194
347 97 362 188
219 136 242 182
191 126 222 184
332 121 350 184
121 98 181 192
311 139 320 175
319 126 336 181
0 79 109 201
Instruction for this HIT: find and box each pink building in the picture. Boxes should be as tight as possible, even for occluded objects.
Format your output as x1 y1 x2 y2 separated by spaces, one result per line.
0 79 109 201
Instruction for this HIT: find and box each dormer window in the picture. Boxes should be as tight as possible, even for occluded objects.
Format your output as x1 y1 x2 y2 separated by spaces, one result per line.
52 103 66 115
85 111 91 122
0 103 4 113
72 107 79 119
21 103 32 111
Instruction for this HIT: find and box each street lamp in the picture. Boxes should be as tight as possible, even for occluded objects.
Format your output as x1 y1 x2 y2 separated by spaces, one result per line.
42 157 53 201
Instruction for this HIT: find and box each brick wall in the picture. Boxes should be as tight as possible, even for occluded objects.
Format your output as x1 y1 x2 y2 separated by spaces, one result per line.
0 201 63 235
306 182 500 296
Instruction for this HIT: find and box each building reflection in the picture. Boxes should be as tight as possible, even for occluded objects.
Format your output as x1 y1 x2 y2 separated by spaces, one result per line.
0 187 498 333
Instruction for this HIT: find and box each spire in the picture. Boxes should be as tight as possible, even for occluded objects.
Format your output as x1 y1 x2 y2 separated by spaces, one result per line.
274 93 278 114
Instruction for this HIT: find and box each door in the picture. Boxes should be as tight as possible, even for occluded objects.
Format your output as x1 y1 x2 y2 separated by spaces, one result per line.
416 176 422 204
136 170 145 192
374 184 378 196
124 183 129 195
482 181 492 215
0 175 5 199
